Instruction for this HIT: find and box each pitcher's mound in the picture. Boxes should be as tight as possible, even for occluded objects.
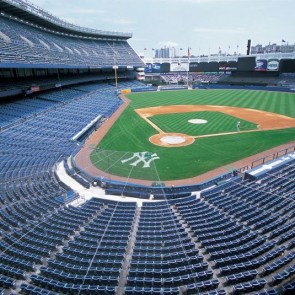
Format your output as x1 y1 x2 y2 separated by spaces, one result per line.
188 119 208 124
149 133 195 147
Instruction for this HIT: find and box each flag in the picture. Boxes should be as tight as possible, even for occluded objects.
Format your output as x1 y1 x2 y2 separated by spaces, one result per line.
282 39 286 43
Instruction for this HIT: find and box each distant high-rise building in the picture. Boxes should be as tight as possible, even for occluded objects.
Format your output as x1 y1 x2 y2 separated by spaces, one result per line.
251 44 263 54
154 47 174 58
251 42 294 54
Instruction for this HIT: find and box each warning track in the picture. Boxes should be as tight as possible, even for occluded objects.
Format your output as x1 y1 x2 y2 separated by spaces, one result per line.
75 98 295 186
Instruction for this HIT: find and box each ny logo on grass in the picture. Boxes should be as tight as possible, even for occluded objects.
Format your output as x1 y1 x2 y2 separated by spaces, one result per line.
121 152 160 168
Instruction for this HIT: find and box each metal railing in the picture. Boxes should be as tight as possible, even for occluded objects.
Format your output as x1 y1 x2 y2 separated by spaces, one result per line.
238 145 295 173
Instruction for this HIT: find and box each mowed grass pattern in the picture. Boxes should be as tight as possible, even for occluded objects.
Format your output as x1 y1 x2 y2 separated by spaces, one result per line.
91 89 295 181
149 111 257 136
129 89 295 118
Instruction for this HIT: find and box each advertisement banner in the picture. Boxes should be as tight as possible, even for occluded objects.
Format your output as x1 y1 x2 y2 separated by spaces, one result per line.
267 59 279 71
152 63 161 73
255 59 267 71
144 63 161 73
170 62 189 72
219 61 238 72
121 89 131 94
144 63 153 73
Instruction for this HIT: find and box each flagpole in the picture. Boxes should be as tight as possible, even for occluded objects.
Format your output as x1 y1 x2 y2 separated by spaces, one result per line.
187 47 190 87
187 64 189 87
114 66 118 89
112 42 118 89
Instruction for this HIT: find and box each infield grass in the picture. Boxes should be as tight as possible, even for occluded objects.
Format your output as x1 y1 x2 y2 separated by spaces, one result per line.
149 111 257 136
91 89 295 181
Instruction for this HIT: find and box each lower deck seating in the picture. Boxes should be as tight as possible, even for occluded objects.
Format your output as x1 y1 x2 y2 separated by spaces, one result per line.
0 81 295 294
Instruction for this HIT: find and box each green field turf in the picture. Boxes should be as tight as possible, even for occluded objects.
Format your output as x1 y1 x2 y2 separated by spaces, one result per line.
90 89 295 181
127 89 295 118
149 111 257 136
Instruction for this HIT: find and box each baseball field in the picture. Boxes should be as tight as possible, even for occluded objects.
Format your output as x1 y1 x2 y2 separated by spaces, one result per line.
87 89 295 182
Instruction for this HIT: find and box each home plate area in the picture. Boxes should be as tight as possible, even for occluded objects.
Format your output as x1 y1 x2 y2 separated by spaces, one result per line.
149 118 207 147
160 136 186 144
149 133 195 147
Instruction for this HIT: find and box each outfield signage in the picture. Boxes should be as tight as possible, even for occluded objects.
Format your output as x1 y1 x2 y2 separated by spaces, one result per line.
170 62 189 72
255 58 279 71
255 59 267 71
267 59 279 71
159 85 188 91
121 88 131 94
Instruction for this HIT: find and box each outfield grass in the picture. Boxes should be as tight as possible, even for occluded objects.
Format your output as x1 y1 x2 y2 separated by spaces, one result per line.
149 111 257 136
90 89 295 181
128 89 295 118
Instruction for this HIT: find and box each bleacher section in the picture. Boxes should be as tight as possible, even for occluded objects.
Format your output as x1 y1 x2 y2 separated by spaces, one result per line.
160 73 226 84
276 73 295 87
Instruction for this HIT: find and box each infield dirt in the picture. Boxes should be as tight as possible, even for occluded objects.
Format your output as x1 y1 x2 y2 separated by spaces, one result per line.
75 97 295 186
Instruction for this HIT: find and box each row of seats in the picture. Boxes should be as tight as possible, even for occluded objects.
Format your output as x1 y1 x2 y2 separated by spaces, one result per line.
0 75 295 295
0 80 139 294
0 14 144 68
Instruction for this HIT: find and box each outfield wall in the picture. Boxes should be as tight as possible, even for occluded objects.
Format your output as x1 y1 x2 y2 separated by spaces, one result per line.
193 84 295 92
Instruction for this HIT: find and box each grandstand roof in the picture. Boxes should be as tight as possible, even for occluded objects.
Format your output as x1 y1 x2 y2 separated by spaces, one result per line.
0 0 132 40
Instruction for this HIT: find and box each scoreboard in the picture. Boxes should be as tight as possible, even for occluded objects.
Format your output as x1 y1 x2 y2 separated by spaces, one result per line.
144 57 291 73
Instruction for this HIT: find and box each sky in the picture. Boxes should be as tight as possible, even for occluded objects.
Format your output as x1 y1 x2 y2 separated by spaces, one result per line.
28 0 294 58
